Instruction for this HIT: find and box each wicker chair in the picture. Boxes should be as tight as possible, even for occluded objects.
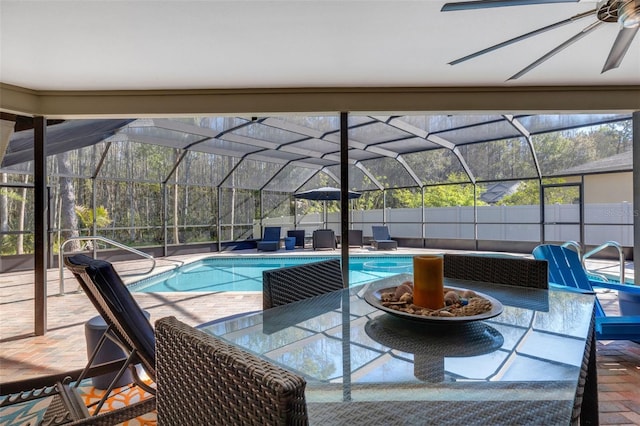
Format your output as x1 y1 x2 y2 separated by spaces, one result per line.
156 316 308 426
287 229 306 248
1 254 156 425
312 229 336 250
443 253 548 289
441 252 601 422
347 229 363 248
262 258 344 310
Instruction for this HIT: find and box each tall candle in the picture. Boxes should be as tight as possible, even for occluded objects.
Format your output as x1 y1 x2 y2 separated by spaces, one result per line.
413 255 444 310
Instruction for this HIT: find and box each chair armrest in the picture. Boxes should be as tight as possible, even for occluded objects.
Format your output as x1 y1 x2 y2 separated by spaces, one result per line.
590 281 640 295
0 359 127 395
549 283 596 295
596 316 640 340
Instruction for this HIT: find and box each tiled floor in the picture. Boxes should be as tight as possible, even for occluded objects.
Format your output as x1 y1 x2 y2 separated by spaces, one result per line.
1 248 638 424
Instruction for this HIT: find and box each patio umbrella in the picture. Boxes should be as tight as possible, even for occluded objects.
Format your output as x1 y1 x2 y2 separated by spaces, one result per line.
294 187 362 228
293 187 362 201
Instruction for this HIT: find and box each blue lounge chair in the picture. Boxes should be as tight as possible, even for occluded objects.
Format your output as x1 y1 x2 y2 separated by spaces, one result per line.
371 225 397 250
257 226 281 251
533 244 640 341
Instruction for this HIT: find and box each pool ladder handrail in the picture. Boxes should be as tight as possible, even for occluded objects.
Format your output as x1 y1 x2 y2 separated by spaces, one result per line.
582 240 626 284
59 236 156 295
562 240 626 284
561 240 582 258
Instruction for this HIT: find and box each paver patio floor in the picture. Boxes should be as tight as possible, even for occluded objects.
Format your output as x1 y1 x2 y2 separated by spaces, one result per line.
1 249 638 424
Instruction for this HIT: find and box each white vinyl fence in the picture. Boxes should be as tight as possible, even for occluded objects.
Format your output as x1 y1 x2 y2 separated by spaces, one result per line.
308 202 634 247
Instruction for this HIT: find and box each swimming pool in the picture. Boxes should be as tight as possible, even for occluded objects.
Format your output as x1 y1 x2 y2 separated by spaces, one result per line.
129 255 414 292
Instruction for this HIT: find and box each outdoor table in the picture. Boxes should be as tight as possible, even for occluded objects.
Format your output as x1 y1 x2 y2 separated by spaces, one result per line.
199 273 598 425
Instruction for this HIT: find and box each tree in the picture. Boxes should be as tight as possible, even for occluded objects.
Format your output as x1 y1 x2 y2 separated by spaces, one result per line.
390 188 423 208
0 118 13 251
0 174 8 252
424 184 479 207
496 178 575 206
57 151 80 251
75 205 112 228
423 173 482 207
16 174 28 253
173 148 181 245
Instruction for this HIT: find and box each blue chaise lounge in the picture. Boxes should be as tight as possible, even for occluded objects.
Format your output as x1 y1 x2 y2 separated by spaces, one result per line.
257 226 281 251
533 244 640 341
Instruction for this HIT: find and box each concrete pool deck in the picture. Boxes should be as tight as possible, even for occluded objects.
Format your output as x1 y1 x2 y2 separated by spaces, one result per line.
1 247 638 424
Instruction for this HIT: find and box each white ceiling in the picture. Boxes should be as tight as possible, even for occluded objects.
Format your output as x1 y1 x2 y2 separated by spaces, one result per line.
1 0 639 91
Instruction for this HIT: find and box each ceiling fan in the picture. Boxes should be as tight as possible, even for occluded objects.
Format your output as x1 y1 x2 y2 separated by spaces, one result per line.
441 0 640 80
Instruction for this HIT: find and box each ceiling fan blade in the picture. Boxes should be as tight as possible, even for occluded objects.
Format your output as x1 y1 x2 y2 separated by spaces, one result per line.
449 10 595 65
441 0 578 12
508 20 603 80
601 26 640 73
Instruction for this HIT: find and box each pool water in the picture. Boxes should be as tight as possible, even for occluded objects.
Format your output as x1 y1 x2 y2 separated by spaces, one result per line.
130 255 414 292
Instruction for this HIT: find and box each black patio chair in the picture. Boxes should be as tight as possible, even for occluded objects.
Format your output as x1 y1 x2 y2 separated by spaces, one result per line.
443 253 548 289
312 229 336 250
348 229 363 248
261 258 344 334
262 258 344 310
156 316 308 425
0 254 156 425
287 229 306 248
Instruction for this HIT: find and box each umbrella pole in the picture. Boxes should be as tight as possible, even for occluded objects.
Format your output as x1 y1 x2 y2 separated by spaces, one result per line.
323 200 327 229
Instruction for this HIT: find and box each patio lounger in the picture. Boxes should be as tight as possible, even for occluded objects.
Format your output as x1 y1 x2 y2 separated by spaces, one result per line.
533 244 640 341
257 226 281 251
1 254 156 425
156 316 308 425
371 225 397 250
312 229 336 250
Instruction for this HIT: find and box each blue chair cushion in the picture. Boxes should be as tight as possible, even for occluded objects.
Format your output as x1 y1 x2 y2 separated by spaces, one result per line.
262 226 281 242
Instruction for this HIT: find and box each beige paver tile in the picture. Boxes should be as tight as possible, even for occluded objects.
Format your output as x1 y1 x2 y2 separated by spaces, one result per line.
2 252 639 423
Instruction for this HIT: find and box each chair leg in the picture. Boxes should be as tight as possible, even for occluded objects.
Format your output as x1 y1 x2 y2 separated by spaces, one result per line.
58 381 91 420
581 331 599 425
40 381 90 425
41 394 74 425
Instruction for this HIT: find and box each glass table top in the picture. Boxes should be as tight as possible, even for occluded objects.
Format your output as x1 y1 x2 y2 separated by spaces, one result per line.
199 273 596 425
